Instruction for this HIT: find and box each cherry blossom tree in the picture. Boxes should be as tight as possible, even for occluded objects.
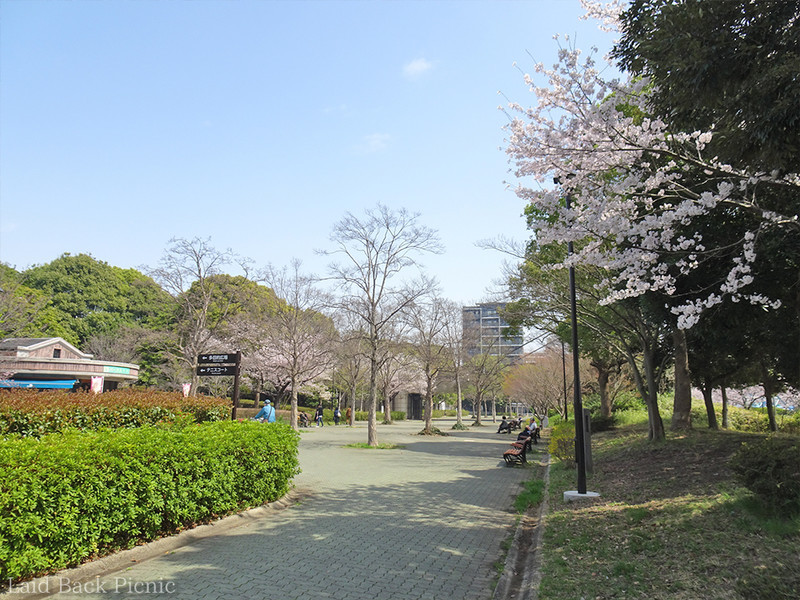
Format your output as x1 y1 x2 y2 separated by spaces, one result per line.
260 260 337 431
504 0 799 332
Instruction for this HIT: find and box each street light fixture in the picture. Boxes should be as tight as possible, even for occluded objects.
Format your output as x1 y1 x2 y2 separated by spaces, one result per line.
554 176 590 497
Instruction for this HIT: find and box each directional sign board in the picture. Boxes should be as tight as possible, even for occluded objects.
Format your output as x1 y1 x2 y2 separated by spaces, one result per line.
196 365 238 376
198 353 238 364
196 351 243 418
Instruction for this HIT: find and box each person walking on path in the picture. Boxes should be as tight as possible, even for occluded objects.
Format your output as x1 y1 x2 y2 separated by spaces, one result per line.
315 404 324 427
333 406 341 425
345 406 352 425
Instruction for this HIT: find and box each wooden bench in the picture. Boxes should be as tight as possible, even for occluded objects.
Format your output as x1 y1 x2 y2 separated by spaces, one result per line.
503 441 527 466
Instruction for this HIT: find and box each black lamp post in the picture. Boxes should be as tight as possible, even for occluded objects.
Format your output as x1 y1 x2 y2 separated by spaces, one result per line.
555 177 587 495
561 339 569 421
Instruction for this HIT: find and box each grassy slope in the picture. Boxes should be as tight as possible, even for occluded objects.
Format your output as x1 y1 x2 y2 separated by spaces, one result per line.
538 422 800 600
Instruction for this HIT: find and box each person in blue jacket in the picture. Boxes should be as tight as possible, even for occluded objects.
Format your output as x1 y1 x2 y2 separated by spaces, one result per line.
252 399 276 423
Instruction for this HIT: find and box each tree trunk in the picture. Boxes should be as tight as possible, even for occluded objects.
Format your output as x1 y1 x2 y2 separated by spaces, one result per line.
383 383 392 424
671 329 692 430
190 356 200 396
721 383 729 429
474 392 483 425
597 367 612 419
290 382 299 432
761 363 778 432
368 348 379 446
455 374 463 427
349 385 357 426
642 347 665 442
423 378 434 434
701 380 718 430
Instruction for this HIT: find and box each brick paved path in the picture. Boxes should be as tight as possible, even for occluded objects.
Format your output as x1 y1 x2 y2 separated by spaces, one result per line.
18 419 534 600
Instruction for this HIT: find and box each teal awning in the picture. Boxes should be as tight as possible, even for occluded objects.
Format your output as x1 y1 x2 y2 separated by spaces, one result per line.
0 379 78 389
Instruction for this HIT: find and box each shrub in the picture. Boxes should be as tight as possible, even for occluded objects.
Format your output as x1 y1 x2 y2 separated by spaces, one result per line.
612 391 647 412
729 408 772 433
0 421 300 582
0 390 229 437
353 411 406 421
726 407 800 435
730 435 800 517
589 412 616 433
548 421 576 466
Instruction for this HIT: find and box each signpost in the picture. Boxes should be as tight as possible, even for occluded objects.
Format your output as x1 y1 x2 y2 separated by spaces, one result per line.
198 353 237 364
196 365 238 376
196 351 242 420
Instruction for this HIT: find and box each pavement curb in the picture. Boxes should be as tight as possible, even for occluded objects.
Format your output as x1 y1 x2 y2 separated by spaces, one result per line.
492 452 551 600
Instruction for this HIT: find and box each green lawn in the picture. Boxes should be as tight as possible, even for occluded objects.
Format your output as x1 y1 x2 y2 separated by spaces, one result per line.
536 422 799 600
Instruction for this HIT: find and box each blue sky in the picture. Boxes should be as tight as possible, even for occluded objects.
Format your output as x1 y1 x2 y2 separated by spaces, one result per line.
0 0 615 305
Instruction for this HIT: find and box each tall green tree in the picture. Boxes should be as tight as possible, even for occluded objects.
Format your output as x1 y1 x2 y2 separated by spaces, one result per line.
614 0 800 173
21 253 171 347
0 264 55 340
615 0 800 399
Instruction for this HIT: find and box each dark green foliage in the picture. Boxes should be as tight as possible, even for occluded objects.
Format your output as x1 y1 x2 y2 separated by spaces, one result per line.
615 0 800 172
613 0 800 396
582 395 616 432
730 435 800 517
20 253 172 347
0 421 300 582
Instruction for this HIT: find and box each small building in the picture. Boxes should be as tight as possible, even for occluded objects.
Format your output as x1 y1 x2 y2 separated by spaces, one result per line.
0 337 139 391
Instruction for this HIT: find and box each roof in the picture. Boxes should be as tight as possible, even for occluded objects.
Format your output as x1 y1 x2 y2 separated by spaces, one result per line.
0 337 92 359
0 337 55 350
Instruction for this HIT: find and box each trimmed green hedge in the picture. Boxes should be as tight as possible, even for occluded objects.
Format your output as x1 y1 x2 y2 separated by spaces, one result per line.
0 390 230 437
0 421 300 582
354 411 406 421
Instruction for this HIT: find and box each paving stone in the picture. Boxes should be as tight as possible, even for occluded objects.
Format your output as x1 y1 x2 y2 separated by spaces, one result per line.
18 419 535 600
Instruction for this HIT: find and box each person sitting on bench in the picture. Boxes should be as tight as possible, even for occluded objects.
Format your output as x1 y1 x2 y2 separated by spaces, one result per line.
528 417 540 442
497 416 511 434
516 422 538 448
